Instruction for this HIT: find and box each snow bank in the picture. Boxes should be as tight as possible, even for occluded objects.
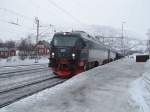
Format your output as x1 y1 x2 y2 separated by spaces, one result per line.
0 59 144 112
129 59 150 112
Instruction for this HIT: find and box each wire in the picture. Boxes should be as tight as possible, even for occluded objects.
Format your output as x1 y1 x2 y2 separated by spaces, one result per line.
47 0 83 25
0 8 36 30
0 8 34 21
0 20 34 30
39 27 50 36
30 0 72 26
0 18 35 32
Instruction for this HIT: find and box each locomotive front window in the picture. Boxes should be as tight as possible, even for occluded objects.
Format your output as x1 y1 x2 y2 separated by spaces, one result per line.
53 35 79 47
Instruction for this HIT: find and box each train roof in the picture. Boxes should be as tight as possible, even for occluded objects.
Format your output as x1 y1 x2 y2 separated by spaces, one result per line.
54 31 118 53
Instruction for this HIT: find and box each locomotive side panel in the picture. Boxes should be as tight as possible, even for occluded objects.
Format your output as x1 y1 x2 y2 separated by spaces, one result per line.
84 40 109 65
110 51 116 60
88 49 108 65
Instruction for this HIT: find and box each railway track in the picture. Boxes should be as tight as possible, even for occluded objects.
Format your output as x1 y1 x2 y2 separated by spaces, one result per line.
0 75 66 108
0 64 47 73
0 64 66 108
0 67 48 78
0 63 47 68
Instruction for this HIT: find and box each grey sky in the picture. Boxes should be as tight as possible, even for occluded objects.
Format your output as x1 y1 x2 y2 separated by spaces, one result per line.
0 0 150 41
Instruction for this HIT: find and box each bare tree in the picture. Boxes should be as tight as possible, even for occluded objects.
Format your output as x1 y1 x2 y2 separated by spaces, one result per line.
5 40 16 49
18 37 34 60
0 39 4 47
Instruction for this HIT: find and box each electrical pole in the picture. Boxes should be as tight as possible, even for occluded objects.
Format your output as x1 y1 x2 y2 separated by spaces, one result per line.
121 21 126 56
35 17 39 63
146 29 150 55
35 17 39 43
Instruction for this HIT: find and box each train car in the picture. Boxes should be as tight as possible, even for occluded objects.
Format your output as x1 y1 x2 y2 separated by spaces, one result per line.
48 31 121 77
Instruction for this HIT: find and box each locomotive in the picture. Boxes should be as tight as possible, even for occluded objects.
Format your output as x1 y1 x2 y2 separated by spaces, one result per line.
48 31 122 77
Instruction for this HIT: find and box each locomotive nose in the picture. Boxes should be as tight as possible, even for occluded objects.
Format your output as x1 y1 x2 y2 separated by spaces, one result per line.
51 47 76 59
49 45 82 77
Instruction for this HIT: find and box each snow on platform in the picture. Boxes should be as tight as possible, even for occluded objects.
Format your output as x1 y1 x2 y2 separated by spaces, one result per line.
0 58 145 112
129 59 150 112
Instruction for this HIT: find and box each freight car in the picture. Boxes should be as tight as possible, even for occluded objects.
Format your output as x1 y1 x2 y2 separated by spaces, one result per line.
48 31 122 77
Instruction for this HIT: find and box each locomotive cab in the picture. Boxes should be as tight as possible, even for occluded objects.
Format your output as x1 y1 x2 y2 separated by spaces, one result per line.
49 32 86 77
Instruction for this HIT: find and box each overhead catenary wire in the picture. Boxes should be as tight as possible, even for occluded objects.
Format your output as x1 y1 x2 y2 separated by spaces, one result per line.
0 1 82 32
0 8 37 30
0 1 84 41
0 8 34 22
0 8 43 30
0 7 51 42
0 11 53 42
0 7 55 31
29 0 74 27
46 0 83 25
0 18 37 40
0 18 35 30
0 1 84 26
0 6 53 26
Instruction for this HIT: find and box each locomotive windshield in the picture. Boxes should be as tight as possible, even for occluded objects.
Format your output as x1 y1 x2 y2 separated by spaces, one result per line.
53 35 79 47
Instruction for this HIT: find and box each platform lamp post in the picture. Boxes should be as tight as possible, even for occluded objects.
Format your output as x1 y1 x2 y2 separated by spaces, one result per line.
121 21 126 56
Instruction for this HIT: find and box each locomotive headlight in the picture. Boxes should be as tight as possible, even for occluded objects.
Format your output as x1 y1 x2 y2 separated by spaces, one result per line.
51 52 55 58
72 53 75 59
52 52 55 56
72 53 75 57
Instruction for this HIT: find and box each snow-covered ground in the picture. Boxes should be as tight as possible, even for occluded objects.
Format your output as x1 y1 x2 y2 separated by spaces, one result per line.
129 59 150 112
0 56 49 66
0 58 146 112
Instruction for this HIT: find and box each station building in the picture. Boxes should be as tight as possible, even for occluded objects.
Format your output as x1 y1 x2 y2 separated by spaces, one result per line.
35 40 50 56
0 48 16 58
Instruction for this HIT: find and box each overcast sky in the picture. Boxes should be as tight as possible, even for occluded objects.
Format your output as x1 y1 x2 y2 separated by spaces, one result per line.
0 0 150 41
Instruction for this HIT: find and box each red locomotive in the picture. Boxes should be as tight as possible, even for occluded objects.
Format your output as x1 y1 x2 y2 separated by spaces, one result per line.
48 31 122 77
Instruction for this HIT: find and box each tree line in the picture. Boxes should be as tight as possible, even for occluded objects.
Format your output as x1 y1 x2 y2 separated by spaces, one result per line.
0 40 15 49
0 35 40 60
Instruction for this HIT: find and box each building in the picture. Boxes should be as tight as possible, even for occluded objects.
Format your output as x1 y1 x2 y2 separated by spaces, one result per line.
35 40 50 56
0 48 16 58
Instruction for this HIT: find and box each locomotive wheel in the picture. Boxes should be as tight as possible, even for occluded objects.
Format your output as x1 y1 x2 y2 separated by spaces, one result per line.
94 61 99 67
84 63 89 71
102 60 108 65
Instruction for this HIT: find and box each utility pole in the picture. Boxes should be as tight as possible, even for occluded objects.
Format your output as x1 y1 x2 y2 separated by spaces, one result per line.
35 17 39 43
121 21 126 56
35 17 39 63
146 29 150 55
